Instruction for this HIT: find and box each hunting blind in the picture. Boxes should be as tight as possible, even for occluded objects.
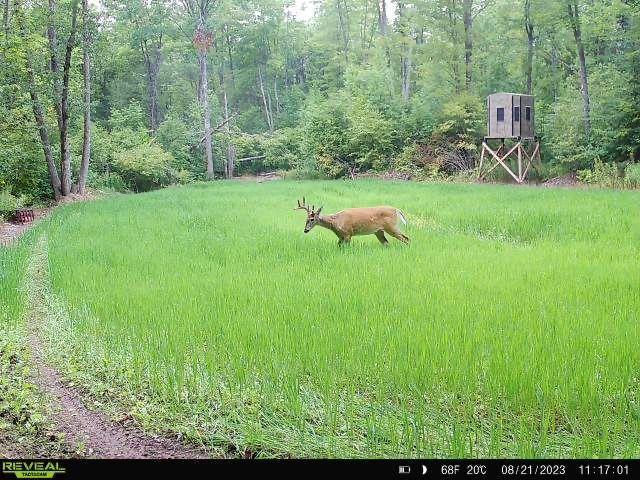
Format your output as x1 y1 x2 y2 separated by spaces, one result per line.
478 92 541 183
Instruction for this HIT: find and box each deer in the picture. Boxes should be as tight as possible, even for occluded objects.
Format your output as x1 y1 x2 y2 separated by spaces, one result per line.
294 197 410 246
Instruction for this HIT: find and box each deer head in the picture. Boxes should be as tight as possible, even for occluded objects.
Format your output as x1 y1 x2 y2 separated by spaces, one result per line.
294 197 323 233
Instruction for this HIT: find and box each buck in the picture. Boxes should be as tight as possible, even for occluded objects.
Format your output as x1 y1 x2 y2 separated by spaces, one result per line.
294 197 410 246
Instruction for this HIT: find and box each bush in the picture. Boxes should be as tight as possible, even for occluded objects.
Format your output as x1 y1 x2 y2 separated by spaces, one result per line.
88 172 129 193
112 142 177 192
0 190 26 221
577 159 624 188
624 163 640 188
263 128 301 171
301 91 395 178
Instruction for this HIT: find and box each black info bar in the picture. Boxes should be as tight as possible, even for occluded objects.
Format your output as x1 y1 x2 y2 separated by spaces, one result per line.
1 459 636 479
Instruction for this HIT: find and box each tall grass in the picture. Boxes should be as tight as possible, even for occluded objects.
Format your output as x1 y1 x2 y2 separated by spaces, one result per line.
39 180 640 457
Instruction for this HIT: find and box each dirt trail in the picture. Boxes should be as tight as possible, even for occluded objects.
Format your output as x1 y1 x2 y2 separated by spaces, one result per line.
14 233 209 458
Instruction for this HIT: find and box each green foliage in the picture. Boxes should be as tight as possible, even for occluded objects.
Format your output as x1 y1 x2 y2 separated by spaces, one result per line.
302 92 394 178
112 142 177 192
262 128 301 170
3 0 640 195
624 163 640 188
0 190 27 220
156 116 201 175
577 159 624 188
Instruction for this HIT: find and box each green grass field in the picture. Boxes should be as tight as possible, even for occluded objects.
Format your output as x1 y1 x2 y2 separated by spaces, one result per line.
4 180 640 457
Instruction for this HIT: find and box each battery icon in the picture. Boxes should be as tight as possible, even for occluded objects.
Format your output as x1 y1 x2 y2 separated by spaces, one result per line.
399 465 411 474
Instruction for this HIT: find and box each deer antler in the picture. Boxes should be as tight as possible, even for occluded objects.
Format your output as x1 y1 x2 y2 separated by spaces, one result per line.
294 197 311 213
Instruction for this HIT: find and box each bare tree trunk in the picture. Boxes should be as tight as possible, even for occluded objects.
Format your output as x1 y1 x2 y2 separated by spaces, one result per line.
47 0 63 132
197 49 214 178
463 0 473 90
59 0 79 196
398 3 411 101
401 54 412 101
274 77 280 116
258 65 273 132
567 1 591 137
223 90 236 179
524 0 534 94
218 62 236 179
76 0 90 194
336 0 350 61
142 38 162 133
376 0 387 36
26 57 62 200
3 0 9 36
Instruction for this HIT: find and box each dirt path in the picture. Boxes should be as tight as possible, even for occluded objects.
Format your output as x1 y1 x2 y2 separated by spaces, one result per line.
18 236 209 459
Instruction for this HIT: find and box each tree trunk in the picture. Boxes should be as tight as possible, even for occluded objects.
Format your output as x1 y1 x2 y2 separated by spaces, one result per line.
258 65 273 132
274 77 280 116
59 0 79 196
218 62 236 180
401 53 412 101
76 0 91 194
223 90 236 179
376 0 387 36
47 0 63 132
336 0 350 62
3 0 9 36
142 39 162 134
463 0 473 90
524 0 534 94
398 3 411 101
26 56 62 200
567 1 591 137
197 48 214 178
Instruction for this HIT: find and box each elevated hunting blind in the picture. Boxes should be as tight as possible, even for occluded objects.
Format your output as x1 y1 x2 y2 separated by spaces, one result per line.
487 93 534 139
478 92 541 183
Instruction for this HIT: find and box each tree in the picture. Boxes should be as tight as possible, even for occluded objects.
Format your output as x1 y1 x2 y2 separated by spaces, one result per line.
181 0 218 179
567 1 591 138
76 0 91 194
524 0 536 94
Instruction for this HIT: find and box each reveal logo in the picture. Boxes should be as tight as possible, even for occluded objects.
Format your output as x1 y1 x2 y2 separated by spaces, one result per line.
2 462 66 479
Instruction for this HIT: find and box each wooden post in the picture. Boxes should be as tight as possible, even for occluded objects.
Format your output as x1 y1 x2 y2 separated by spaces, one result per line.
517 143 523 182
478 143 485 178
483 142 520 182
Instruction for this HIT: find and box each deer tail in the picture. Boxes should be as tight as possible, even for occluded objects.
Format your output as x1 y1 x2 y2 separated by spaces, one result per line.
396 209 407 226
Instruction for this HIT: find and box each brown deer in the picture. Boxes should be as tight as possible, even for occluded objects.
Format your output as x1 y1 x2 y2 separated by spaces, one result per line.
294 197 410 246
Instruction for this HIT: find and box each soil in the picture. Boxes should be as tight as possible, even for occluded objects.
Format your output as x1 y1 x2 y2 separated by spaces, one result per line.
27 333 206 458
542 172 581 187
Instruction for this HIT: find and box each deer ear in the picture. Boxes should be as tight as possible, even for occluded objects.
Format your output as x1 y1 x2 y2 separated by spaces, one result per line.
316 206 323 215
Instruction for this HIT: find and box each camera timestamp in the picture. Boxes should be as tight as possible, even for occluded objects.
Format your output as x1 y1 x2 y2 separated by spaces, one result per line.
578 464 630 476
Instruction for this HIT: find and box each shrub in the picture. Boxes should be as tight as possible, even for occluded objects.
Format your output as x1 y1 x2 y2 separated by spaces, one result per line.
88 172 129 193
577 159 623 188
0 190 26 221
112 142 176 192
301 91 394 178
263 128 301 171
624 163 640 188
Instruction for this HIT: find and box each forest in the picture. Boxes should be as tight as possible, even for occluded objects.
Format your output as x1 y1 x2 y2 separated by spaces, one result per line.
2 0 640 461
0 0 639 211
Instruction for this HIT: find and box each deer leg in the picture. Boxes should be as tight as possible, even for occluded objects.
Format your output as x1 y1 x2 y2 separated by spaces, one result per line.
338 236 350 247
385 227 410 245
375 230 389 246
